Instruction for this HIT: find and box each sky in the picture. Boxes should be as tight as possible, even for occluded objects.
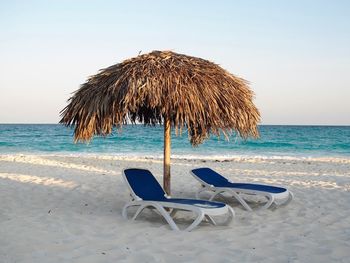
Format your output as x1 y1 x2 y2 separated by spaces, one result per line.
0 0 349 125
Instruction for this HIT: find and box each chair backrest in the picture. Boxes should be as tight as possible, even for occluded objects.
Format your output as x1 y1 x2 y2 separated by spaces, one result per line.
123 168 166 201
191 167 230 187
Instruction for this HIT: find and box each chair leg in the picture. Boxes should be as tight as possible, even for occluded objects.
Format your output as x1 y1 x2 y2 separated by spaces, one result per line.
208 190 225 201
123 202 180 230
122 202 135 219
230 191 253 211
205 215 217 225
222 206 235 225
132 204 148 220
152 204 180 231
170 209 178 218
185 211 205 232
123 202 234 231
262 195 274 209
284 191 294 205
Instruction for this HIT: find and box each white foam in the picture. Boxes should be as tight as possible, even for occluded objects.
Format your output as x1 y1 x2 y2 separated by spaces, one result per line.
2 152 350 164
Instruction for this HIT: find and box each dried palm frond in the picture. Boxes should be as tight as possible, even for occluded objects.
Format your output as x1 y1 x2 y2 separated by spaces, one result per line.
60 50 260 145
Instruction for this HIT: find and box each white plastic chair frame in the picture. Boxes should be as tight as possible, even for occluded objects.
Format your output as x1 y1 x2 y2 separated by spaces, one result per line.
122 169 235 231
191 171 293 211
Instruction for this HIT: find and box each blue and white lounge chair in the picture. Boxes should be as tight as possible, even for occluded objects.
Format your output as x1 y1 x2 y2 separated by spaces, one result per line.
191 168 293 211
122 168 235 231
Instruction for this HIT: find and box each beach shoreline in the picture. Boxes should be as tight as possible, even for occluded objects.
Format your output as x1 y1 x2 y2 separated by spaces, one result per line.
1 154 349 262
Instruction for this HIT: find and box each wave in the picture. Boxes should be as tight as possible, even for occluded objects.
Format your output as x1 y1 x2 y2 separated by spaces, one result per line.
2 152 349 164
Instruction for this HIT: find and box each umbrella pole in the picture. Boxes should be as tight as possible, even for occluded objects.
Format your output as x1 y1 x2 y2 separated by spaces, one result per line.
163 117 171 195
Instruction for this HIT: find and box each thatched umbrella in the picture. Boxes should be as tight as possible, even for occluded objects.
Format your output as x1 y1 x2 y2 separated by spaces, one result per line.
60 50 260 195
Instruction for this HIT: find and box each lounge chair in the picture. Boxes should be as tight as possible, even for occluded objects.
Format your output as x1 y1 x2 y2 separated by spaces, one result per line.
191 167 293 211
122 168 235 231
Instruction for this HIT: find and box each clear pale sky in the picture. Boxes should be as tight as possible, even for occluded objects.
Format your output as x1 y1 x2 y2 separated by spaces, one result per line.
0 0 349 125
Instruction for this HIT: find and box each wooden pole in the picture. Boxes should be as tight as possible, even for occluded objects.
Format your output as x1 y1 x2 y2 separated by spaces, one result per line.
163 117 171 195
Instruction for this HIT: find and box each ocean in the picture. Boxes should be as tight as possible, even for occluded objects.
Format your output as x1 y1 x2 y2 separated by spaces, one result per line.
0 124 349 159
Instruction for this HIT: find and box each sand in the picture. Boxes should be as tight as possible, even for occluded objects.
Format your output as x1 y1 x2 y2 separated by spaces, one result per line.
0 154 349 262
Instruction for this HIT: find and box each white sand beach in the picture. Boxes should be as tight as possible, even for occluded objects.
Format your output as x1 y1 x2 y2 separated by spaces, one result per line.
1 154 349 262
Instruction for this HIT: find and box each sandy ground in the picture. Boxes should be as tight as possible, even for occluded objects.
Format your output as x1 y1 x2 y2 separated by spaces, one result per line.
0 154 349 263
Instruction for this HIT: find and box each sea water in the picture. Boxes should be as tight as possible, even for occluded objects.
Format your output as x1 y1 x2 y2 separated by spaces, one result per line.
0 124 349 159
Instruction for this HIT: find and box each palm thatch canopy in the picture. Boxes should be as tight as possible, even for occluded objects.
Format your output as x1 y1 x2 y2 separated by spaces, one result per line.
60 50 260 145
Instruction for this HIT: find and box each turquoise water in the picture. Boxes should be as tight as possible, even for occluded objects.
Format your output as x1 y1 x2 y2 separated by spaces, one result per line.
0 124 349 159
